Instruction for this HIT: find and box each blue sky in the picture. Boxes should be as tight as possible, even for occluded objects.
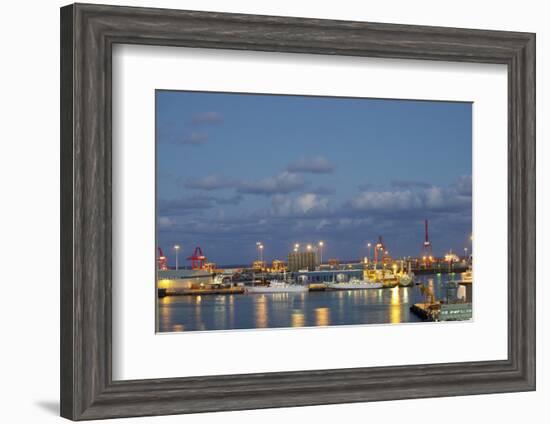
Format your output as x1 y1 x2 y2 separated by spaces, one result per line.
156 90 472 266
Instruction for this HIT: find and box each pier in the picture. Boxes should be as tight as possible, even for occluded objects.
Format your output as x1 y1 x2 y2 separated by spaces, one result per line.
410 301 473 322
158 287 245 297
411 264 469 275
308 283 327 291
410 302 440 321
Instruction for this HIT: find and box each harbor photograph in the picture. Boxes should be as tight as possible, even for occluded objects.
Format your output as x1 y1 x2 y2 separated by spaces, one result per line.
156 90 473 333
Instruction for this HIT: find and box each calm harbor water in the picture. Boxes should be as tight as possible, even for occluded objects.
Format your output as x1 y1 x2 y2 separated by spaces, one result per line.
157 273 467 333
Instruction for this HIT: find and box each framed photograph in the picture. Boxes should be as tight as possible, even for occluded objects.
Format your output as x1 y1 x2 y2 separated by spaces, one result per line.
60 3 535 420
155 90 475 333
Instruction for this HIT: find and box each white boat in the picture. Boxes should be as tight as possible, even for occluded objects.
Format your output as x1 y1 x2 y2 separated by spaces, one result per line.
458 268 473 284
328 277 383 290
245 280 309 293
212 274 231 285
457 284 467 301
398 263 415 287
374 269 399 288
398 272 415 287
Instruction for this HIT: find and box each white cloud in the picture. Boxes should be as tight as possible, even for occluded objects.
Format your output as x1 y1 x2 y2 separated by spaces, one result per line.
296 193 328 213
191 111 223 124
390 179 431 189
286 156 335 174
424 186 447 208
350 175 472 213
454 175 472 196
184 175 236 191
350 190 423 211
158 216 174 228
180 132 208 145
271 193 329 216
239 172 305 195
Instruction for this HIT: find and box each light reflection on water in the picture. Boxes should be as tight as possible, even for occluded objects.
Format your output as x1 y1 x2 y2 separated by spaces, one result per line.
390 286 401 324
157 274 465 332
255 295 268 328
315 307 330 326
291 310 305 327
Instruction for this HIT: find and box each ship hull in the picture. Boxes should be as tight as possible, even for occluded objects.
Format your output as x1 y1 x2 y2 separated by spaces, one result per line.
328 282 383 290
245 285 308 293
398 275 415 287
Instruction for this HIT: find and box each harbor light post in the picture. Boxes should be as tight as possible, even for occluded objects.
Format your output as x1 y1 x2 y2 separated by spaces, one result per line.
259 243 264 263
464 247 468 261
256 241 264 263
318 241 324 265
174 244 180 270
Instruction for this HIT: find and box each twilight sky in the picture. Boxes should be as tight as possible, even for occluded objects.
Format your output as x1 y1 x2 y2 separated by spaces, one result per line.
156 90 472 267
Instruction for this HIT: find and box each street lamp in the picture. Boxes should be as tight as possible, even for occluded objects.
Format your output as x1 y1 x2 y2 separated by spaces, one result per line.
318 241 324 265
256 241 264 263
307 244 312 251
464 247 468 260
174 245 180 270
259 244 264 263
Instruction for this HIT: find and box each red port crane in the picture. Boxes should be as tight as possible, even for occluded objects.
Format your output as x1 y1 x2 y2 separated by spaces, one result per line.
422 219 433 262
373 235 387 265
187 246 207 270
157 247 168 270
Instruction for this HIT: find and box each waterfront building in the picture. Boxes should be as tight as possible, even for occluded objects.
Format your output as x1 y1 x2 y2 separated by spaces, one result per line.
270 259 286 272
252 260 266 271
287 251 317 272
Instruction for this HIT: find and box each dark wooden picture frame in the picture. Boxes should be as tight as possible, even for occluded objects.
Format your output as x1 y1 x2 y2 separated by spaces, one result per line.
60 3 536 420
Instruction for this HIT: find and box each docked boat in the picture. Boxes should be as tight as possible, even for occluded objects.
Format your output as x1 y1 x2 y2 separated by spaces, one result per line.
379 270 399 288
327 277 383 290
212 274 232 285
364 268 399 288
458 267 473 284
397 262 415 287
398 272 415 287
245 280 308 293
